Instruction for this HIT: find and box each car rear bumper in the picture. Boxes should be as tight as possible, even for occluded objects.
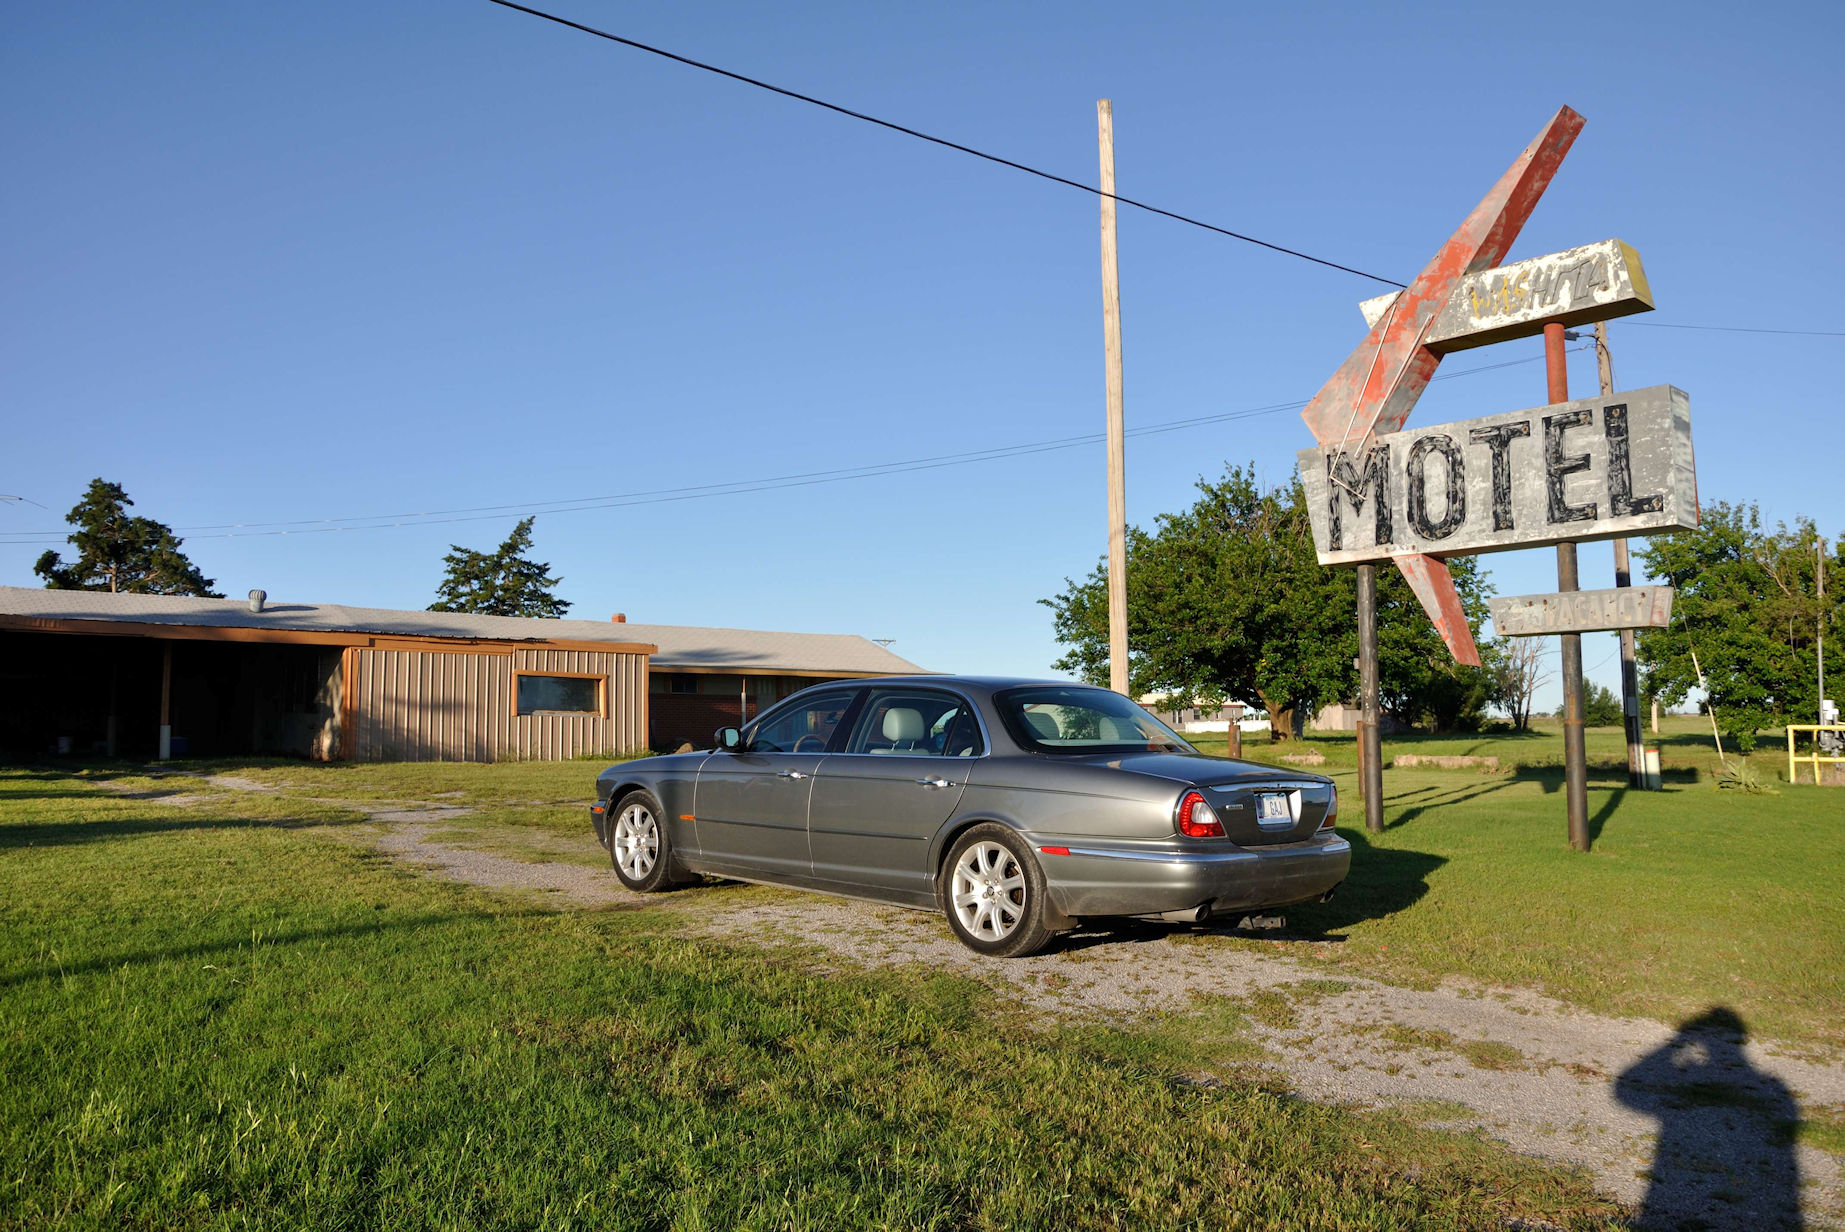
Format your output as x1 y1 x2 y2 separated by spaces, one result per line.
1038 832 1351 918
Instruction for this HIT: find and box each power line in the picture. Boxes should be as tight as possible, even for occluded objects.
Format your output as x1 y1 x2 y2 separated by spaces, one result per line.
484 0 1406 288
486 3 1845 338
1626 322 1845 338
0 347 1577 546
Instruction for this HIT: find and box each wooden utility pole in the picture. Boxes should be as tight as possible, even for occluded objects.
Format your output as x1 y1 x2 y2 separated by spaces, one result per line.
1598 322 1645 788
1549 323 1590 849
1097 99 1130 697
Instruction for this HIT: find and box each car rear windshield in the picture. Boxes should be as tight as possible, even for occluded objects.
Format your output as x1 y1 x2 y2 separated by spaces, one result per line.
995 686 1194 755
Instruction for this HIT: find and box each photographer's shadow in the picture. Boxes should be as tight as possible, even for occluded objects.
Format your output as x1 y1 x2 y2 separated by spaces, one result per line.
1615 1007 1803 1230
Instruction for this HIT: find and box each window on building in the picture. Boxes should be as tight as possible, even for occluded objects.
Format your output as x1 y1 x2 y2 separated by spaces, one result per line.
670 674 698 695
516 674 602 716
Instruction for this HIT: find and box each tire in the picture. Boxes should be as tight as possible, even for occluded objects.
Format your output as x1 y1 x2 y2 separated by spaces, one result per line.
939 824 1056 958
607 789 679 893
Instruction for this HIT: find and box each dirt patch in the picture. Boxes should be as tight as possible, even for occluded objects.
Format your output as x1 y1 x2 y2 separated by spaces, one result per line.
1392 754 1501 770
375 822 647 909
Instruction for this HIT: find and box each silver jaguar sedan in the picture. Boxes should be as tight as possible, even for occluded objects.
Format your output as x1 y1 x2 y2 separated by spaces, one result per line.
589 676 1350 957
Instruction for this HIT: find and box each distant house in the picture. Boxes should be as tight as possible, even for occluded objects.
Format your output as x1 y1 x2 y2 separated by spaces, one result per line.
0 586 924 761
1138 694 1267 735
1311 701 1407 734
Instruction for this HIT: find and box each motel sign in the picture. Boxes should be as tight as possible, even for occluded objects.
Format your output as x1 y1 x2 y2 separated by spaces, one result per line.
1299 384 1697 565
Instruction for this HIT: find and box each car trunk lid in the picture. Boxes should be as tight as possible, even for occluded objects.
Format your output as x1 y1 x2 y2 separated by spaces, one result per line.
1075 752 1334 845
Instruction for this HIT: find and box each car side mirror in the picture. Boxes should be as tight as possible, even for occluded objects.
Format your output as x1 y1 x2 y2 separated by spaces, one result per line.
715 726 743 752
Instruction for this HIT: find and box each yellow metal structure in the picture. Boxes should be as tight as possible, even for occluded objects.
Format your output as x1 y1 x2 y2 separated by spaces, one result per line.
1785 725 1845 784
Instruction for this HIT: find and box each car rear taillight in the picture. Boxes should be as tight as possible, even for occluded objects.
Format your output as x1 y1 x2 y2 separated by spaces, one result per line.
1317 784 1339 831
1177 790 1226 838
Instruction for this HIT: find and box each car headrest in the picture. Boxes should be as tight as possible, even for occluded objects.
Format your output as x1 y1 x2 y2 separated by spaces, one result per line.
1097 716 1135 741
1023 710 1062 740
882 707 925 743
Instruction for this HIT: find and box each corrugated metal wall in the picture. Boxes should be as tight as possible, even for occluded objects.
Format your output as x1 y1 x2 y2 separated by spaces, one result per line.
343 646 647 762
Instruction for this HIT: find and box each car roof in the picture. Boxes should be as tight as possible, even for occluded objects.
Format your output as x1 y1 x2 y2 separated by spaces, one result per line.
793 675 1100 699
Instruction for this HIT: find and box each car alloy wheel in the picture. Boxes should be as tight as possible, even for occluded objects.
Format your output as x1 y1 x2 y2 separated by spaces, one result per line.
611 801 660 882
951 839 1026 942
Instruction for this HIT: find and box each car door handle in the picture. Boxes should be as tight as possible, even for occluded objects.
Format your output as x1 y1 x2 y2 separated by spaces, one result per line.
914 777 951 789
776 769 808 781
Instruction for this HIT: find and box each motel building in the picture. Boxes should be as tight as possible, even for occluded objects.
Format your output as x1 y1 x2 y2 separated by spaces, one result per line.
0 586 924 762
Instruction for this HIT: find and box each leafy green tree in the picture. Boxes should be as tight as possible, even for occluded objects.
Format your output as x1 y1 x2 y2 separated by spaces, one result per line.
33 478 220 596
1043 466 1494 737
429 517 572 618
1636 502 1840 753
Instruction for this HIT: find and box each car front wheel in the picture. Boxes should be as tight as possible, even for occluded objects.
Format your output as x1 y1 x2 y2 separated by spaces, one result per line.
940 824 1055 958
608 790 678 892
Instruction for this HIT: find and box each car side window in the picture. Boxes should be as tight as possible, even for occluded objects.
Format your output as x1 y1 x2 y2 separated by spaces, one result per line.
748 691 857 753
847 690 983 757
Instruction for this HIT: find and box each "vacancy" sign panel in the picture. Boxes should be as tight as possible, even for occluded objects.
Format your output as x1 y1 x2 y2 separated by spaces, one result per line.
1490 586 1676 636
1299 384 1697 565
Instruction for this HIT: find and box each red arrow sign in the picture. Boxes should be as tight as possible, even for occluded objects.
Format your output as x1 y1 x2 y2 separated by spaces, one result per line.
1300 105 1585 666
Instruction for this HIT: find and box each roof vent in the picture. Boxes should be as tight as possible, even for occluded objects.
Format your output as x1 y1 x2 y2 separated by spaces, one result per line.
611 612 626 623
248 589 267 614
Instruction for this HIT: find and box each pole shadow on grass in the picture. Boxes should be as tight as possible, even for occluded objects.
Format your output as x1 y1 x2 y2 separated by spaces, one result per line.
0 912 543 990
0 814 364 851
1615 1007 1804 1230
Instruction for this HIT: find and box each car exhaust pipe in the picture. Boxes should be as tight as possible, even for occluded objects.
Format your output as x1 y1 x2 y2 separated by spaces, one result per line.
1155 904 1212 925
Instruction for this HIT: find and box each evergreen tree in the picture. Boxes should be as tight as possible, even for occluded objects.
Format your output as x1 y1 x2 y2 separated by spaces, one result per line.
33 478 220 596
429 517 572 618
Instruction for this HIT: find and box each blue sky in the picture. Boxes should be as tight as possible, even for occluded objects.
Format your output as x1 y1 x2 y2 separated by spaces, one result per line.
3 1 1840 713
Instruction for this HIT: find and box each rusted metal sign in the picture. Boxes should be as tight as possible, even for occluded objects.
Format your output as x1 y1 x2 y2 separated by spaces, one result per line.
1297 105 1586 666
1490 586 1674 636
1357 239 1652 353
1299 384 1697 565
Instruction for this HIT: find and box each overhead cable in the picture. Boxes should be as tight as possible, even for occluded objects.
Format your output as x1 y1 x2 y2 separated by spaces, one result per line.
484 0 1407 288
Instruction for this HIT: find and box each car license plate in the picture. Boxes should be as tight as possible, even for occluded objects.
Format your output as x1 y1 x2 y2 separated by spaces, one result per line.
1256 792 1293 825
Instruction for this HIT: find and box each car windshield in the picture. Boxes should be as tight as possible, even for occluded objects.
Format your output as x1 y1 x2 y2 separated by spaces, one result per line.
995 685 1194 754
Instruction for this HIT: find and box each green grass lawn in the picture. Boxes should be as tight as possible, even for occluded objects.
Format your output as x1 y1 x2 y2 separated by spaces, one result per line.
0 767 1624 1230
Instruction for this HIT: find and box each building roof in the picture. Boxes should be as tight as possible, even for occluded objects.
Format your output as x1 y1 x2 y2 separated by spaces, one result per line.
0 586 928 676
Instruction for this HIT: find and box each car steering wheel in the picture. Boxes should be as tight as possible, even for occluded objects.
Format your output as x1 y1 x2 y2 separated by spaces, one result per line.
793 734 827 753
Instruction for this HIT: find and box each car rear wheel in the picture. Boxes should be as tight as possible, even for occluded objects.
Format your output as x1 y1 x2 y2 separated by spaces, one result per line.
609 790 678 892
940 824 1055 958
